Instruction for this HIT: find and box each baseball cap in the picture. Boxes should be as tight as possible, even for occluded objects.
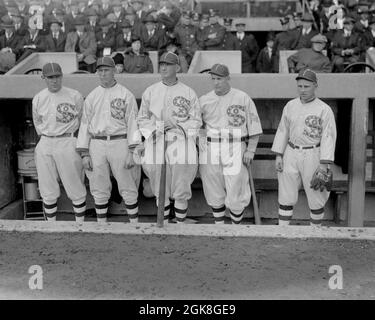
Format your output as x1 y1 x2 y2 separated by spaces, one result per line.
96 56 115 69
208 64 230 77
296 68 317 83
159 52 179 65
42 62 63 77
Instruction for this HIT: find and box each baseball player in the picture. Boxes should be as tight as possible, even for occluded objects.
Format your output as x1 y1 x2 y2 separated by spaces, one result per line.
76 56 142 223
271 69 337 226
138 52 202 223
199 64 263 224
32 62 87 222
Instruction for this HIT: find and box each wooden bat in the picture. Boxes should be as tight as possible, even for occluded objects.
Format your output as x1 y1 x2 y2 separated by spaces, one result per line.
157 134 167 228
247 163 261 225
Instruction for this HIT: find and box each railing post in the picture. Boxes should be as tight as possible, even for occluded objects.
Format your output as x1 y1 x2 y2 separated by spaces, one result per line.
347 97 368 227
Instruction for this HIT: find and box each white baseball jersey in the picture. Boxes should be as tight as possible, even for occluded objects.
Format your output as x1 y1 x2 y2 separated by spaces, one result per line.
199 88 262 142
138 81 202 139
271 97 337 163
77 82 141 151
32 86 83 136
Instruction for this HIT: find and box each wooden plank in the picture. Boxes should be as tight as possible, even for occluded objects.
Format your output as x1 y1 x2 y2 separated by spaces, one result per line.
347 97 368 227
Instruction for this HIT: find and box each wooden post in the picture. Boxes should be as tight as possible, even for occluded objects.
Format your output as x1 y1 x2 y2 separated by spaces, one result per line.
347 97 368 227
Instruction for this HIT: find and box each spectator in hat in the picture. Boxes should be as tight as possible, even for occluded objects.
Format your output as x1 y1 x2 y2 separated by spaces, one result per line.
200 10 225 50
15 0 29 18
234 19 259 73
354 4 370 33
331 15 363 72
98 0 112 19
287 33 332 73
43 0 55 17
221 17 239 50
115 19 133 51
141 14 167 51
0 16 20 56
111 0 125 24
17 15 45 62
159 37 188 72
96 18 115 57
86 8 101 34
124 6 146 37
173 10 200 65
11 11 27 37
155 0 181 32
78 0 88 15
65 15 97 72
66 0 81 32
361 15 375 50
256 32 275 73
196 13 209 48
319 0 334 35
292 11 303 29
123 34 153 73
45 18 66 52
191 11 200 28
106 13 121 36
131 0 147 22
292 12 319 49
112 51 124 73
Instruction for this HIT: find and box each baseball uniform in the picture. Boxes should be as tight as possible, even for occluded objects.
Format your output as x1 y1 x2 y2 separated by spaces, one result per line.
271 97 337 226
199 88 262 224
32 86 87 222
138 80 202 223
76 82 142 223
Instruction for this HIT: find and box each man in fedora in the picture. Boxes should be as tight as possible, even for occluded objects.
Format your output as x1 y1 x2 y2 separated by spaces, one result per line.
331 15 363 72
0 16 20 57
115 19 133 51
221 17 238 50
292 12 319 50
200 10 225 50
65 14 97 72
234 19 259 73
141 14 167 51
95 18 115 57
45 17 67 52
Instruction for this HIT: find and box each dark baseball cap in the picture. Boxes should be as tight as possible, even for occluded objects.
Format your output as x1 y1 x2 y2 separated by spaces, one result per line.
42 62 63 77
159 52 179 65
208 64 230 77
296 68 317 83
96 56 115 69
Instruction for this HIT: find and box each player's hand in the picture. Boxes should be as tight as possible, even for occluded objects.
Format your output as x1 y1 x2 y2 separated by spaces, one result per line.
275 155 283 172
124 151 136 169
243 150 254 167
82 155 93 171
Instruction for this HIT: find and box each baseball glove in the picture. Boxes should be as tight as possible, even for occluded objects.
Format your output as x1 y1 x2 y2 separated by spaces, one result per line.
310 166 333 192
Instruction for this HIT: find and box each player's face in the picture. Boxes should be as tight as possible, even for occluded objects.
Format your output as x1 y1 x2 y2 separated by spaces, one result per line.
97 66 115 87
211 74 230 95
44 75 63 93
297 79 317 103
159 62 177 80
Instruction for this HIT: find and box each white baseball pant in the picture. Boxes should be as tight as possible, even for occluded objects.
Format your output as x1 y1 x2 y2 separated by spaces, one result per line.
35 136 87 221
277 144 330 226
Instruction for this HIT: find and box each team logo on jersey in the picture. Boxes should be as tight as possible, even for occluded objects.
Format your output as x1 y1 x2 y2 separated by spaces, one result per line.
110 98 126 120
172 96 190 121
303 115 323 139
227 105 246 127
56 103 77 123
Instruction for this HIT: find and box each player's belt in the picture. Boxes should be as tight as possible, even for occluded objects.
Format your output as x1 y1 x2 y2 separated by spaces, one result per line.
288 141 320 150
42 132 78 138
92 134 127 141
207 136 248 143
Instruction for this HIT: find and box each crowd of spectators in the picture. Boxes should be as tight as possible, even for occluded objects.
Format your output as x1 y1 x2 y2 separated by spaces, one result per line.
1 0 375 74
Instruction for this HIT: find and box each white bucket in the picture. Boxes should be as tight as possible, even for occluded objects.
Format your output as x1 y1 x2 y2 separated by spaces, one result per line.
25 180 40 200
17 149 37 175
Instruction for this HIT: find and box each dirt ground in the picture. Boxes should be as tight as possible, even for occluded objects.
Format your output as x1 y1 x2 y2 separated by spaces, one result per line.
0 230 375 300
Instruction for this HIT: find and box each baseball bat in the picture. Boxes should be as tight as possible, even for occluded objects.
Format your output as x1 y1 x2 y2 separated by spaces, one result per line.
157 134 167 228
247 163 261 225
